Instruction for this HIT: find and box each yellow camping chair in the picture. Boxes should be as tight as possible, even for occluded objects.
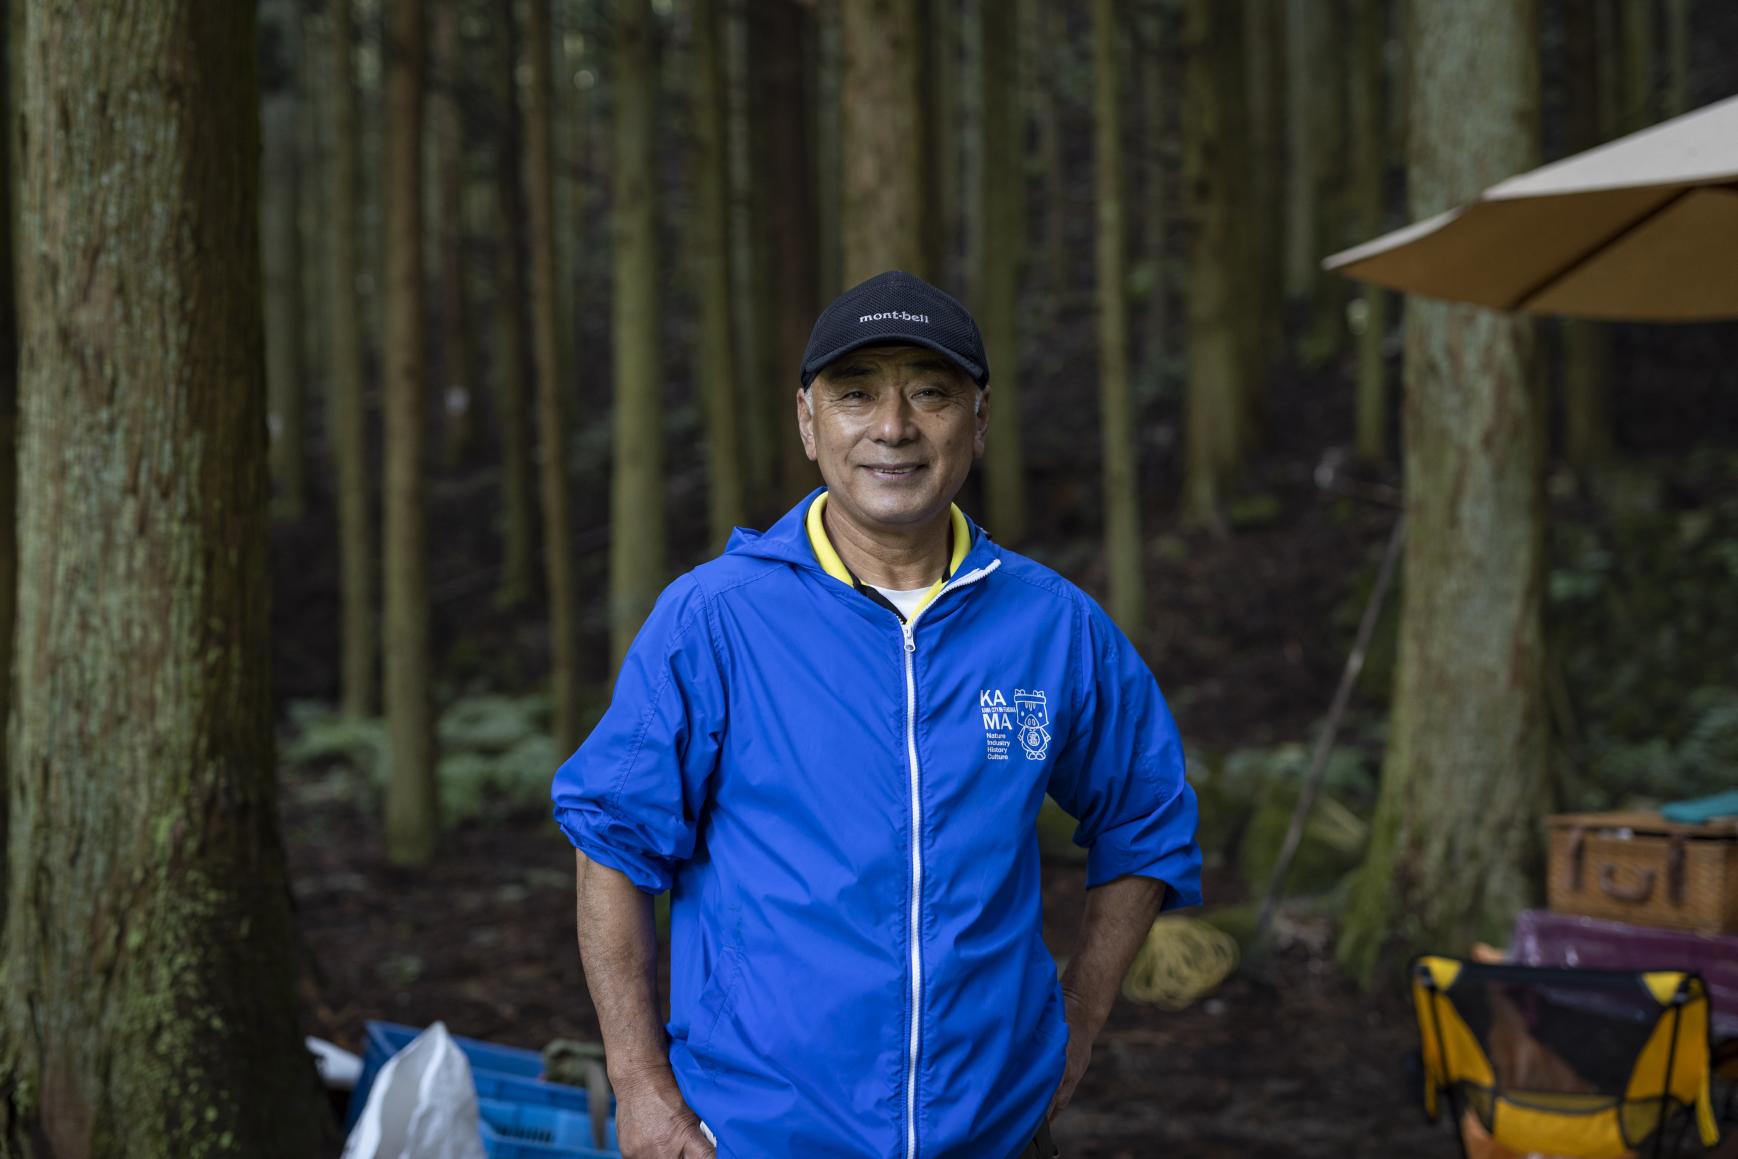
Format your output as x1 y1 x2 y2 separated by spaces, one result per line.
1410 956 1722 1159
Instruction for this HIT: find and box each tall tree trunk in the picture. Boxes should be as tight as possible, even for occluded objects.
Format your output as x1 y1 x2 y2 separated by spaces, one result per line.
526 0 582 751
1349 0 1390 466
1285 0 1347 372
765 0 820 503
1093 0 1142 634
330 0 377 718
0 2 326 1150
1182 0 1250 532
980 0 1027 546
611 0 666 668
841 0 927 282
433 0 474 470
1561 0 1615 472
0 0 18 925
1245 0 1286 382
491 1 538 612
1137 1 1167 388
383 0 438 866
726 0 773 514
815 0 843 301
692 0 746 549
1621 0 1656 131
927 0 959 287
1339 0 1545 983
1282 0 1317 302
1035 0 1068 325
263 0 310 519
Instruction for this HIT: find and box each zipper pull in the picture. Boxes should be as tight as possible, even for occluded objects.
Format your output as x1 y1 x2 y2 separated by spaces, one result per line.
902 623 916 653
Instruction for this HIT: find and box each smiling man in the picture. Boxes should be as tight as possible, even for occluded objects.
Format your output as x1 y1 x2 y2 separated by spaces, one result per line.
553 270 1201 1159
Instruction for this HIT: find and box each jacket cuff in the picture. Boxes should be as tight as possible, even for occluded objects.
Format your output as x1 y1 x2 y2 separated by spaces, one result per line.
555 804 676 895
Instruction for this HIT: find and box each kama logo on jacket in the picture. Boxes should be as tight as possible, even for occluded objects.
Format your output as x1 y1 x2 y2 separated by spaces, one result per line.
979 687 1051 761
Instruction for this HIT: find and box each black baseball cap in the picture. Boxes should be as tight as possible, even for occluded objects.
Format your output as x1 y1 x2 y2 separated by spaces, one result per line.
799 270 990 389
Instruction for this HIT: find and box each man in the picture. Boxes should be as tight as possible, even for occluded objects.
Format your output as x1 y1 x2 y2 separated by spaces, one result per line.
552 270 1201 1159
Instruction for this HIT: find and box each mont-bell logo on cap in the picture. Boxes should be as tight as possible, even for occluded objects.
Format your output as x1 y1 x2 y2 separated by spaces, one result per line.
858 310 930 325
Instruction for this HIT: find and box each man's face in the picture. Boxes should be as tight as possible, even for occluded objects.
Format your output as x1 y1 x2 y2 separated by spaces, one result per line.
797 345 988 534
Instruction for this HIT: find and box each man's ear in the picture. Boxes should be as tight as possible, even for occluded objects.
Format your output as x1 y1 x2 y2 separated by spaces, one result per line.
797 387 817 461
972 385 990 458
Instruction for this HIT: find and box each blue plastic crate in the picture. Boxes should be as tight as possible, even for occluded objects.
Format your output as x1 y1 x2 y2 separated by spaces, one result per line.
345 1021 613 1129
479 1097 620 1158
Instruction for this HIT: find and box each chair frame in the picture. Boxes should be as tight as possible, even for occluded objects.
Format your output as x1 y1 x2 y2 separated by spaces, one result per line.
1415 960 1710 1159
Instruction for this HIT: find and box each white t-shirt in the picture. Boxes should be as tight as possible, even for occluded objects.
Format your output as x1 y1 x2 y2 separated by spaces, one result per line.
870 583 934 621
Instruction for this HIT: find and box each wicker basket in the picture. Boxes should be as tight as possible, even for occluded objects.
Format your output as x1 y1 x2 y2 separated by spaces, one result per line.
1546 812 1738 935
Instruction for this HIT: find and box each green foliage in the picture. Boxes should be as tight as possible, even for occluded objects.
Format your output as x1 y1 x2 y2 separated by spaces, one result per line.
1550 451 1738 809
282 692 570 827
1194 743 1376 895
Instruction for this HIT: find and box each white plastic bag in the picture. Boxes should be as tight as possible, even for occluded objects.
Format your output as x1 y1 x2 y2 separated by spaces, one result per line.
342 1022 488 1159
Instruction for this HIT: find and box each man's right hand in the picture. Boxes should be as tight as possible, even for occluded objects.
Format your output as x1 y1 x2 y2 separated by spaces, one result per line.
613 1067 717 1159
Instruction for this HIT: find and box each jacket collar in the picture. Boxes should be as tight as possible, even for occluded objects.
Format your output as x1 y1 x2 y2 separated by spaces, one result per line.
726 487 999 587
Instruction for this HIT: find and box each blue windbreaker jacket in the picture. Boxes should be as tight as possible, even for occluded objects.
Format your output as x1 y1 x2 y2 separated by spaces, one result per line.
552 489 1202 1159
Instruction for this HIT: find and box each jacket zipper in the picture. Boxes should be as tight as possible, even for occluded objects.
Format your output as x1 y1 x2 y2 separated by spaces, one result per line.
898 558 1000 1159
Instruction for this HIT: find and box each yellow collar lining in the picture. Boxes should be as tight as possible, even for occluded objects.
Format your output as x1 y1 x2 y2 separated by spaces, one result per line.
806 492 971 618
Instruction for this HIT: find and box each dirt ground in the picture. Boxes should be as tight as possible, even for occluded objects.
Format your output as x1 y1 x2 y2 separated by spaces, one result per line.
289 797 1456 1158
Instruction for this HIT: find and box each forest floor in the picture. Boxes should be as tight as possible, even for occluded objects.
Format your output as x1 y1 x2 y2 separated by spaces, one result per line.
288 799 1450 1158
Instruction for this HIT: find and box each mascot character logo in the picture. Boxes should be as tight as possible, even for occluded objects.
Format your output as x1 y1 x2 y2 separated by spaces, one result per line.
1013 689 1051 760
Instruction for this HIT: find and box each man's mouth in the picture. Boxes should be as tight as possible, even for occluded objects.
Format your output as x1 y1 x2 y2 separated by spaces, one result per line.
862 464 925 478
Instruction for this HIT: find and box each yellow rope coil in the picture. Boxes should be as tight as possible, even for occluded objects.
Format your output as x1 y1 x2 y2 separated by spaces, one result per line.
1120 915 1240 1010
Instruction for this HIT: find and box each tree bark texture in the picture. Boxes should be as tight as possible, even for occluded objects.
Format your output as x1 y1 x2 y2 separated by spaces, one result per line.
1349 0 1390 466
1340 0 1547 983
262 0 309 520
1093 0 1142 635
0 0 19 925
610 0 666 669
491 1 537 613
526 0 582 753
979 0 1026 546
329 0 376 719
841 0 928 283
382 0 438 866
692 0 746 552
0 2 326 1151
764 0 821 504
1182 0 1252 532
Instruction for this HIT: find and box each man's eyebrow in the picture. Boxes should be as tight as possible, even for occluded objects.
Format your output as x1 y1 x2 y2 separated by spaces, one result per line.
907 357 956 376
827 363 873 380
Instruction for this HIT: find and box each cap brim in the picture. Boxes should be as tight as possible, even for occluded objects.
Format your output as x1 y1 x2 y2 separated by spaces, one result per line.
802 333 988 388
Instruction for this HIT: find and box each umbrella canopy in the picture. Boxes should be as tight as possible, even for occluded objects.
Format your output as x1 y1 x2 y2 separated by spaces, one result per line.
1324 93 1738 320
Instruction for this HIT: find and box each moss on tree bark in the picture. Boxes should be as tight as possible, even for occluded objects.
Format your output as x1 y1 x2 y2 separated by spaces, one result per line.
1339 0 1547 983
0 3 326 1151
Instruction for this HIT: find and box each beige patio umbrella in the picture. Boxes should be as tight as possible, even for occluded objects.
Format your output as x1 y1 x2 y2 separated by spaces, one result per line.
1324 93 1738 320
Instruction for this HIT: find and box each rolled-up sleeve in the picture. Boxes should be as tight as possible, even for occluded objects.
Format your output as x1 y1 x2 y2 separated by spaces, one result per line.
1048 595 1202 907
551 574 725 894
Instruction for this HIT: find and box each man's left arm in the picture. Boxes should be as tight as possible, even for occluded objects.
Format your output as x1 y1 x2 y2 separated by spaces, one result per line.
1044 597 1204 1120
1048 874 1167 1119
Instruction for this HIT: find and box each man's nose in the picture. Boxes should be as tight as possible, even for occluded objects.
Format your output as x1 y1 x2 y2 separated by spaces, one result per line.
869 393 917 442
